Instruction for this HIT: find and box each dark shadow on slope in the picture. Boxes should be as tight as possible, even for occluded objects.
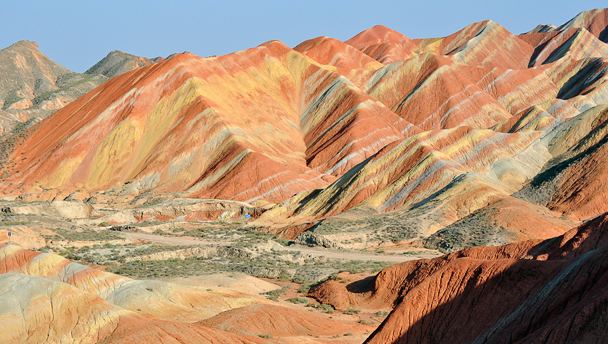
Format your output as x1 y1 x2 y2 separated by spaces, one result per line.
409 173 468 210
599 26 608 43
557 58 606 100
345 275 376 293
528 37 555 67
542 30 579 65
305 113 358 164
507 107 536 133
294 188 323 214
294 153 376 215
444 24 488 56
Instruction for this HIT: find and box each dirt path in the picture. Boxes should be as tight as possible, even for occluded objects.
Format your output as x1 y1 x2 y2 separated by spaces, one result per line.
124 232 438 263
281 245 438 262
123 232 230 246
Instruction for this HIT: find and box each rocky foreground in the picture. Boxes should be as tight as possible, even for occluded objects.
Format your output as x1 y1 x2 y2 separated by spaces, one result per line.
2 212 606 342
311 213 608 343
0 242 377 343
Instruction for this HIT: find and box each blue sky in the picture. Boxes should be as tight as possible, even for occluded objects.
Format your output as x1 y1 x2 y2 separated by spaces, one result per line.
2 0 606 71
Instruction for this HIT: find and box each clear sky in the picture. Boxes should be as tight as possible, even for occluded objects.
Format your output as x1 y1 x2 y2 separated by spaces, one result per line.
2 0 606 72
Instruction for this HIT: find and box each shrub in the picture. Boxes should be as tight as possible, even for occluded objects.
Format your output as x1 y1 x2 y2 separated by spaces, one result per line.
286 297 308 305
297 283 312 294
319 304 334 313
359 319 375 325
344 307 360 315
262 286 288 301
374 311 390 317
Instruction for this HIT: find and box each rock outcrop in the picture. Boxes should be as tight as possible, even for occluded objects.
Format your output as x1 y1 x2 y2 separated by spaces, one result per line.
310 213 608 343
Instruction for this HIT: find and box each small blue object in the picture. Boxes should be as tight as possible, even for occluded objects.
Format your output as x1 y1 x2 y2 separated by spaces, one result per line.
244 213 251 219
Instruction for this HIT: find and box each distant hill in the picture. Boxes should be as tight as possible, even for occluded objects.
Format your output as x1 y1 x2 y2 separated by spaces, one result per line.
85 50 155 78
0 41 154 136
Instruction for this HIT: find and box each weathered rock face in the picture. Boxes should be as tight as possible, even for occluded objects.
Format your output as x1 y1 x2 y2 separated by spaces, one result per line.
310 214 608 343
526 27 608 67
423 196 577 252
256 10 608 243
348 20 534 69
1 7 608 344
0 41 70 105
516 104 608 220
418 20 534 69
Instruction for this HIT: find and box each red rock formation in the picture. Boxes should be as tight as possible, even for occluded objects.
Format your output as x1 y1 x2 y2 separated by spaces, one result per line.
295 36 383 88
425 20 534 69
347 21 533 69
366 53 514 129
310 214 608 343
539 134 608 220
517 104 608 220
346 25 418 63
202 303 369 338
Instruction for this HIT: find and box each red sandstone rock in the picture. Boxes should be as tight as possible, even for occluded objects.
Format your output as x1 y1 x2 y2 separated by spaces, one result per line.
311 214 608 343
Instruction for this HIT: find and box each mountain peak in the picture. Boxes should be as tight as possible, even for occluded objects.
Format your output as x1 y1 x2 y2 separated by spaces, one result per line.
259 39 290 49
465 19 507 33
106 50 136 57
6 40 39 51
565 7 608 25
85 49 153 78
0 39 71 96
559 8 608 42
347 24 411 49
528 24 557 33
